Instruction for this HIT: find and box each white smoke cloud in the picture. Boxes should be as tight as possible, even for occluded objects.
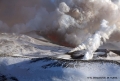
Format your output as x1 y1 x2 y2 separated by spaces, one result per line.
0 0 120 47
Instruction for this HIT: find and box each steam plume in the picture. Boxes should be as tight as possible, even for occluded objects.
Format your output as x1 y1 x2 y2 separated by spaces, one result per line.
70 20 117 59
0 0 120 47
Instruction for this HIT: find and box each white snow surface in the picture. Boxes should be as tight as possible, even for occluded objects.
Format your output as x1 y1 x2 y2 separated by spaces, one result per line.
0 33 120 81
0 33 70 58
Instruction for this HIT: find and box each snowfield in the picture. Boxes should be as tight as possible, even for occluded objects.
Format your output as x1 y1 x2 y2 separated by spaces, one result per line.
0 33 120 81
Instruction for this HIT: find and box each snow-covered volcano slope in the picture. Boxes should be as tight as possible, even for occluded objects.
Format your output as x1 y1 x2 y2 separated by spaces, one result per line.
0 57 120 81
0 33 70 58
0 33 120 81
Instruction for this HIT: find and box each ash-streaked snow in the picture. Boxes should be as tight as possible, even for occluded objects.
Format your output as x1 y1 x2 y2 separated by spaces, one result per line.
0 33 120 81
0 33 70 58
0 57 120 81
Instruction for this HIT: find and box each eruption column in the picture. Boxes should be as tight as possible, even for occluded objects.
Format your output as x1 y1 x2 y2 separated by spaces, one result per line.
69 20 117 60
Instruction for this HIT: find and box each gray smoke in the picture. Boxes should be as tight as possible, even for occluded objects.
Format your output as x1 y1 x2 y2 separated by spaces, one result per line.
0 0 120 46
